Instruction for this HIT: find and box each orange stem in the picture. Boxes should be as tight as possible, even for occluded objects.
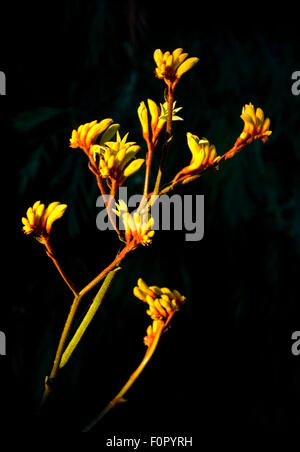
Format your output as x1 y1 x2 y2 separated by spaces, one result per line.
96 174 121 238
82 318 167 431
44 237 78 297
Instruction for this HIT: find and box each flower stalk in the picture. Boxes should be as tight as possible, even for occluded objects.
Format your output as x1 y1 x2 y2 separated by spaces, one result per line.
41 243 135 405
60 267 121 369
82 277 185 431
95 172 121 239
43 237 78 297
82 319 165 432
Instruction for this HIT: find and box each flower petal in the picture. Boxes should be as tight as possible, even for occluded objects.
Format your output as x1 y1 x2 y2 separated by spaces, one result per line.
45 204 67 234
153 49 163 66
123 158 144 178
85 118 113 147
176 57 199 78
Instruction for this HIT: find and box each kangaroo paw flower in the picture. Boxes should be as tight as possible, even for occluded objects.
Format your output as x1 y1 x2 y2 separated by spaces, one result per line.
154 48 199 89
22 201 67 241
239 103 272 143
69 118 117 155
92 131 144 186
173 133 220 182
138 99 183 145
114 201 155 246
134 278 185 321
133 278 185 347
225 103 272 160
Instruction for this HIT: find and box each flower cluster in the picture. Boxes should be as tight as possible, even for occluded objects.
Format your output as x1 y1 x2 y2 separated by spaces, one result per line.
133 278 185 320
153 48 199 89
114 201 155 246
91 132 144 186
133 278 185 346
173 133 221 182
239 103 272 143
22 201 67 240
69 118 118 155
225 103 272 160
138 99 183 144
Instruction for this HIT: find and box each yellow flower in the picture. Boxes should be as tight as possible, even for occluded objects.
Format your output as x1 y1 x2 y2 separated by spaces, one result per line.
114 201 155 246
91 131 144 185
173 133 220 182
133 278 185 320
240 103 272 143
137 101 149 139
138 99 183 144
144 319 164 347
69 118 118 154
22 201 67 239
153 48 199 88
146 99 159 135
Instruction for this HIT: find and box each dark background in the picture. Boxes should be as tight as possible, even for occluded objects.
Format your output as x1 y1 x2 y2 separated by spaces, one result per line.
1 0 300 439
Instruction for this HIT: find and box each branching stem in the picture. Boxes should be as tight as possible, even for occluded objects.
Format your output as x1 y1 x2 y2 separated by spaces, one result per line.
41 242 135 406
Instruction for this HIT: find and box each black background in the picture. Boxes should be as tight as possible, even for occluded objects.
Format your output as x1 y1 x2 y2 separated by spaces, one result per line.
1 0 300 440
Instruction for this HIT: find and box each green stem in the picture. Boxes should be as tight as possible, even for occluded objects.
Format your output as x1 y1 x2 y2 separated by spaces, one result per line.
60 268 120 369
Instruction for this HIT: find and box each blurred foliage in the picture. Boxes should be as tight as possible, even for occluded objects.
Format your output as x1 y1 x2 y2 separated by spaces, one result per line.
5 0 300 434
